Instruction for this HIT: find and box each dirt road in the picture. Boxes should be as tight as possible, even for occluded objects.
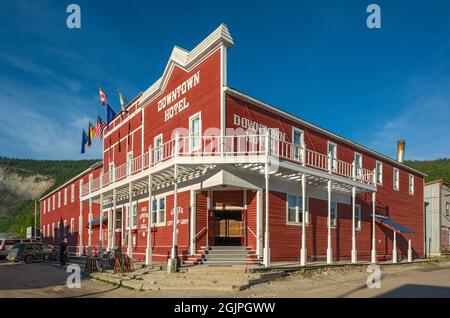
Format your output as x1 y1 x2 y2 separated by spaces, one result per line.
1 259 449 298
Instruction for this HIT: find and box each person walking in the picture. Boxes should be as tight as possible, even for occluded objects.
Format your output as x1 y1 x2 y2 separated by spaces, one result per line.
59 237 68 266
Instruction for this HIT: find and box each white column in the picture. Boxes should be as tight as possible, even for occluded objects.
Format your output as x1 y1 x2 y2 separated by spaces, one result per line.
99 193 103 258
392 231 398 263
171 164 179 259
111 189 117 250
327 180 333 264
78 200 83 257
256 189 263 258
145 174 153 265
88 198 92 256
106 209 111 252
351 186 357 263
190 189 197 255
371 191 377 264
127 182 132 257
408 238 412 262
263 132 271 268
300 173 307 266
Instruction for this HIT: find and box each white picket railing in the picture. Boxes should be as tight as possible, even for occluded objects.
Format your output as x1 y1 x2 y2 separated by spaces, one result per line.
82 134 375 196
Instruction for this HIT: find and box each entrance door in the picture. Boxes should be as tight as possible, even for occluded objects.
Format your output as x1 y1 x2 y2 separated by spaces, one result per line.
213 211 243 246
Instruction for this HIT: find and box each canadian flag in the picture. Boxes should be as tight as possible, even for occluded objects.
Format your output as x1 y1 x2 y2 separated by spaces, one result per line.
98 86 107 106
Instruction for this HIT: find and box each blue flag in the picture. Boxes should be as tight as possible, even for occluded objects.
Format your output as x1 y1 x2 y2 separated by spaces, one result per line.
106 103 117 126
81 129 88 154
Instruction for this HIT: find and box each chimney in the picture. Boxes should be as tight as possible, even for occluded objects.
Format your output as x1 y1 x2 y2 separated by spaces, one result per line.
397 140 405 163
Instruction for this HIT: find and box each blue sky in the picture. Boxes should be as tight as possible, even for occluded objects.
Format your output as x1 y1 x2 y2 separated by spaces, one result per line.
0 0 449 160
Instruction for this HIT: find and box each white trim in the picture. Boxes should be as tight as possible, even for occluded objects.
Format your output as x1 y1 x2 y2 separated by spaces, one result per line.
103 126 142 153
188 111 202 152
150 195 166 227
409 174 414 195
292 127 304 161
64 188 68 206
355 204 361 230
327 141 338 172
393 167 400 191
330 201 338 228
154 133 163 163
375 161 383 185
286 193 309 226
354 152 362 179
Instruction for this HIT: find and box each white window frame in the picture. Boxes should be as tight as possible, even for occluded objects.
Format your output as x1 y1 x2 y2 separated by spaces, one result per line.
292 127 304 161
446 202 449 217
330 202 338 228
58 192 61 208
409 174 414 195
64 188 68 205
48 198 50 212
109 163 115 182
154 134 163 163
71 184 75 203
53 195 55 211
327 141 338 172
151 195 166 226
43 201 46 215
354 152 363 179
286 193 309 225
189 112 202 152
48 224 50 238
375 161 383 185
355 204 361 230
125 203 138 230
393 168 400 191
127 151 133 175
70 218 75 235
51 223 55 238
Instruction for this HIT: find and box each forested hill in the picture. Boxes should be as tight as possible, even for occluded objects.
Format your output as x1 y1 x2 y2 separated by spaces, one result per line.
0 157 99 237
405 158 450 183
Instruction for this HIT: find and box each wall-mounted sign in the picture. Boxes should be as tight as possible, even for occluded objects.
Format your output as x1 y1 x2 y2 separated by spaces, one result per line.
157 71 200 122
170 207 184 215
233 114 286 141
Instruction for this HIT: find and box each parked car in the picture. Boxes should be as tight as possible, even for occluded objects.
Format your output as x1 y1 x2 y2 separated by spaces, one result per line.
0 238 40 258
7 242 58 264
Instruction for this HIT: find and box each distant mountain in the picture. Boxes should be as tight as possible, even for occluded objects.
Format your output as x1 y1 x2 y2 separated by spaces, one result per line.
0 157 99 237
405 158 450 183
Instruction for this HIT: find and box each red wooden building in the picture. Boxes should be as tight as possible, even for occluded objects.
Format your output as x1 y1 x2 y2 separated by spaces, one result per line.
40 24 425 267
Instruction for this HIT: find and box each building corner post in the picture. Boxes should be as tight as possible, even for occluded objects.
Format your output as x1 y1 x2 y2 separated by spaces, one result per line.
145 173 153 266
392 231 398 263
263 131 271 268
168 134 180 273
327 179 333 264
351 186 357 263
408 238 412 262
371 191 377 264
127 182 132 257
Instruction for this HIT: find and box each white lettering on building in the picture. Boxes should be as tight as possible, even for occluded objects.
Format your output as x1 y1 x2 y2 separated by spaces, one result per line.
233 114 286 141
157 72 200 121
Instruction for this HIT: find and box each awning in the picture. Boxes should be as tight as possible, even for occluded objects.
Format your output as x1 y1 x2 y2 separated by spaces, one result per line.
87 216 108 227
371 214 414 234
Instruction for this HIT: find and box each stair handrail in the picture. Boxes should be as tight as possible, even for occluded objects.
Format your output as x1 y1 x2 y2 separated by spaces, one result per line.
247 226 263 243
191 226 207 243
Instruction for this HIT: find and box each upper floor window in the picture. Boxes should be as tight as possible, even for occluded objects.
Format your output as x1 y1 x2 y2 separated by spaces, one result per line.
53 195 56 210
287 194 309 224
64 188 68 205
355 204 361 230
354 153 362 179
154 134 163 163
292 128 304 161
330 202 337 227
48 198 50 212
71 184 75 202
43 201 46 214
376 161 383 184
328 141 337 172
189 113 201 151
70 218 75 235
393 168 399 190
446 202 449 217
409 174 414 195
58 192 61 208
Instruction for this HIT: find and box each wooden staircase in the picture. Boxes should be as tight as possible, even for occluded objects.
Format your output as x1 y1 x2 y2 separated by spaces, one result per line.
183 246 261 266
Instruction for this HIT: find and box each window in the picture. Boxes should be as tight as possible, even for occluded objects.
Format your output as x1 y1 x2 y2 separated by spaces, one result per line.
446 202 449 217
409 174 414 194
71 184 75 202
43 201 46 214
64 188 68 205
154 134 163 162
52 223 55 237
132 204 137 228
393 168 399 190
286 194 308 224
292 128 304 161
63 220 67 237
151 197 166 225
330 202 337 227
189 113 201 151
376 161 383 184
53 195 55 210
354 153 362 179
328 142 337 172
127 152 133 175
109 163 115 182
48 198 50 212
57 221 60 238
47 224 50 237
58 192 61 208
355 204 361 230
70 218 75 235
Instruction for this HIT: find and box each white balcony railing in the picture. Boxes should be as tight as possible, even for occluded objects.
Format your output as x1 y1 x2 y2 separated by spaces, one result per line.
81 134 376 196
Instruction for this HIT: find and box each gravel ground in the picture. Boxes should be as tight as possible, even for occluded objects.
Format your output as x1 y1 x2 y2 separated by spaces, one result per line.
1 258 450 298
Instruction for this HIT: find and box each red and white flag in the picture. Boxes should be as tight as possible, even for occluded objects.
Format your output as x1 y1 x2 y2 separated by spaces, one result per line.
98 86 107 106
